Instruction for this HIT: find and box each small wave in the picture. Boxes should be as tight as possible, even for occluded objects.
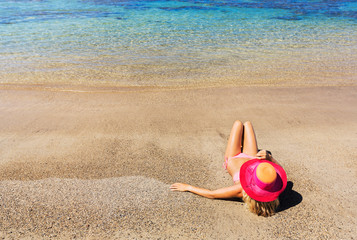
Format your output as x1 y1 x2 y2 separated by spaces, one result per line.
273 16 303 21
159 6 216 11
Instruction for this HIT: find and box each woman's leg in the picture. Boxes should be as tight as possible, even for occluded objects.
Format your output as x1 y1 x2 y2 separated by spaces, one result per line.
225 120 244 158
242 121 259 157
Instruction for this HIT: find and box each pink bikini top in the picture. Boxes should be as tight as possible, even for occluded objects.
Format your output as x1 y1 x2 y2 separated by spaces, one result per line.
223 152 255 183
233 171 240 182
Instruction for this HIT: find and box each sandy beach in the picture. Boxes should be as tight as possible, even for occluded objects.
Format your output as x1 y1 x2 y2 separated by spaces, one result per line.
0 85 356 239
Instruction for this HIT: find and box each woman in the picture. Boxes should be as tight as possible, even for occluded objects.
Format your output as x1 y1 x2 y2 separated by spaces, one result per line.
170 120 287 217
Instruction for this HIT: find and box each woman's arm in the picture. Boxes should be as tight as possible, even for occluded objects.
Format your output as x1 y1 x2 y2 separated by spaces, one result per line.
256 150 281 166
170 183 242 199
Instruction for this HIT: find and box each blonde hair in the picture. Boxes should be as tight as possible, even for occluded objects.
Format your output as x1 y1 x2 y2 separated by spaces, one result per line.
242 191 279 217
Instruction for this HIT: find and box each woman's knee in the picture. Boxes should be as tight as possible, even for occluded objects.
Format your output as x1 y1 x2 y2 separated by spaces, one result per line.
243 121 253 128
233 120 243 128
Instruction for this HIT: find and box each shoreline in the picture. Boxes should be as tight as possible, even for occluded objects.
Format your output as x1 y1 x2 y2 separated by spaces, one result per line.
1 81 356 94
0 85 356 239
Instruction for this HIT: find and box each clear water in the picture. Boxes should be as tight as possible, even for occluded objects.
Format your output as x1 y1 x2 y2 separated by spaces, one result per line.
0 0 356 88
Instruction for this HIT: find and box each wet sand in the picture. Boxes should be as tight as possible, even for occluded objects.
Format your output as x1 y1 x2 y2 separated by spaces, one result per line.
0 85 356 239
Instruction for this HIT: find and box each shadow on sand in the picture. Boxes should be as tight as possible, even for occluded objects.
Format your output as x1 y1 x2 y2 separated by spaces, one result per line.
278 181 302 212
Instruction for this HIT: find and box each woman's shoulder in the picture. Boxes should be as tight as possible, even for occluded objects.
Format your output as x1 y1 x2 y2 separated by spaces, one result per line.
232 182 243 198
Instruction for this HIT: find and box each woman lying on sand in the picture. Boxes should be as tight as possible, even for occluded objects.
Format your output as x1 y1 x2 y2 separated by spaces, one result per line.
170 120 287 217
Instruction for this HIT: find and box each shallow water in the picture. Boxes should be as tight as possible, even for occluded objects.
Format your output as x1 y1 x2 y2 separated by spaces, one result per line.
0 0 356 88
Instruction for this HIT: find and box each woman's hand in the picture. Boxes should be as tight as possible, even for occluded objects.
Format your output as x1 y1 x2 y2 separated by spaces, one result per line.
170 183 191 192
256 150 272 161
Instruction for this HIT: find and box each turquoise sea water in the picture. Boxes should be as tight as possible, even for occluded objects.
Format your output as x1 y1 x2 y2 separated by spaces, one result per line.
0 0 356 88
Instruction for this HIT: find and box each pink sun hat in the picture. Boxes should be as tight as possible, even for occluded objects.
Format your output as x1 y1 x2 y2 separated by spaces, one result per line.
240 159 287 202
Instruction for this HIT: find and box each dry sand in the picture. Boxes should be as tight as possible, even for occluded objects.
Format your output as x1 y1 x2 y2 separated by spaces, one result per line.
0 85 356 239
